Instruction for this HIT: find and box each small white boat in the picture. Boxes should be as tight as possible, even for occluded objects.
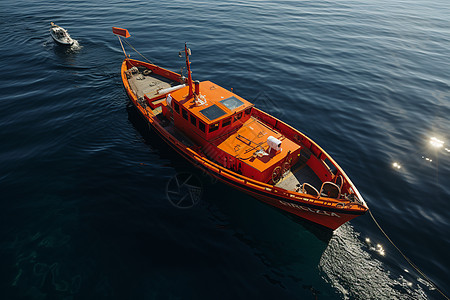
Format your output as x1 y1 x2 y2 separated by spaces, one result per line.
50 22 74 46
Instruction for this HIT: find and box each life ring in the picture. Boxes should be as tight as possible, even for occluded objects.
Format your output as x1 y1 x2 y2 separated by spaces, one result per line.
336 202 345 209
282 158 292 175
272 166 282 184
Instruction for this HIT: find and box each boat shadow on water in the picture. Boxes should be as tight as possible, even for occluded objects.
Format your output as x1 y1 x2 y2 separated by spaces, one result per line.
125 101 190 165
126 100 333 237
126 101 336 296
276 209 334 243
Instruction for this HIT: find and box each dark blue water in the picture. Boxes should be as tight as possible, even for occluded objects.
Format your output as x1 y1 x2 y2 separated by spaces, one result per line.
1 0 449 299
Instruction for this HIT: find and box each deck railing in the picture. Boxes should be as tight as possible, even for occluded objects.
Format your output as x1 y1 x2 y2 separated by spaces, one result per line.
185 147 366 211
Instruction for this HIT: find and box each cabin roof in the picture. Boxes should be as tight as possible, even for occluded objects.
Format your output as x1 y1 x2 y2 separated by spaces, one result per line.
170 81 254 125
217 117 301 172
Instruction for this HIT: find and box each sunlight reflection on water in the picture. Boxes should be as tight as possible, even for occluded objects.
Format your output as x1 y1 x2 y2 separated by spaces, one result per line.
319 224 429 299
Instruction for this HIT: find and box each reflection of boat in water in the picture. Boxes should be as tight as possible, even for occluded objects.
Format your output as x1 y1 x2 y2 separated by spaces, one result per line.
113 27 368 230
50 22 74 46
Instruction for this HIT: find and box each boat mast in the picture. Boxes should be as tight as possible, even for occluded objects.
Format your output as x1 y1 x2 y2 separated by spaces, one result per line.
185 43 194 98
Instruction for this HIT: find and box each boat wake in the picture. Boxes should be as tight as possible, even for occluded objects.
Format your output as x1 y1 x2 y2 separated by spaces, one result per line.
69 40 82 51
44 39 82 54
319 224 431 299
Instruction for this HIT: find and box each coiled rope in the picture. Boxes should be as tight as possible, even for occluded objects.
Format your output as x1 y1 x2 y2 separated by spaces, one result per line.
368 209 449 299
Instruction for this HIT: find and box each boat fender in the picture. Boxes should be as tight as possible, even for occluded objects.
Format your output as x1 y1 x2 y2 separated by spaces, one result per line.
166 94 172 106
336 202 345 209
158 84 187 95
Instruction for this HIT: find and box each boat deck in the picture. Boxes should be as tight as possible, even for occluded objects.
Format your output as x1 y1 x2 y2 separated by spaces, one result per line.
276 162 322 192
126 64 322 191
127 70 177 99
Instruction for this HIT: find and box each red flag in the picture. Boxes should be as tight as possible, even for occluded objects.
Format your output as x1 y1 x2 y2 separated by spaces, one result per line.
112 27 130 38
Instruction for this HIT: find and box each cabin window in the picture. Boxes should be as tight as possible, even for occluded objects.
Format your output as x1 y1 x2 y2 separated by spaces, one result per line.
182 109 188 120
173 102 180 114
234 112 242 122
209 122 219 133
220 96 244 110
190 115 197 126
222 117 231 127
245 107 252 115
199 121 206 132
200 104 227 121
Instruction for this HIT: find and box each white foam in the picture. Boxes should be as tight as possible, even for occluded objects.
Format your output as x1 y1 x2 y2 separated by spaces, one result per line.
69 40 82 51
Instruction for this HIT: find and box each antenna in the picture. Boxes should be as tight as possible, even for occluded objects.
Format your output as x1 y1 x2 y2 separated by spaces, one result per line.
184 43 194 98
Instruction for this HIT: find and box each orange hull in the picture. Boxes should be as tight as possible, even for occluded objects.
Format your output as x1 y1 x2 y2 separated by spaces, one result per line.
189 163 365 230
119 57 368 230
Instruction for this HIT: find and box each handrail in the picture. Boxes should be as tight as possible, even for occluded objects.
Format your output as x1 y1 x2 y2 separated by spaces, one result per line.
253 108 368 209
184 147 366 211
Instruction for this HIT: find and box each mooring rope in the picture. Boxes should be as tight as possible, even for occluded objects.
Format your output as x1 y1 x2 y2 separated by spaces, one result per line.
122 38 154 65
368 209 449 299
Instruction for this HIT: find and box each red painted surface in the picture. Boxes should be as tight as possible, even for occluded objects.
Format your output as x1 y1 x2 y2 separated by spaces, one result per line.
119 56 368 230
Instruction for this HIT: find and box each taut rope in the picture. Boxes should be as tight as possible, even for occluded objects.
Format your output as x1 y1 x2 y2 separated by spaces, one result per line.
368 209 449 299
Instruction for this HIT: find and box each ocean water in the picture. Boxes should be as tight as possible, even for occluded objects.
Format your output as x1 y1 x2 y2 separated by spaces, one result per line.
0 0 449 299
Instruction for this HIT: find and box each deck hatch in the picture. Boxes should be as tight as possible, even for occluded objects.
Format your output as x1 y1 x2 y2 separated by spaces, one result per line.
220 96 244 110
200 104 227 121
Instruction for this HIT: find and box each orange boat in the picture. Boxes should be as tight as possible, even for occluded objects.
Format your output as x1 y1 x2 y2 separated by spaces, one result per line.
113 27 368 230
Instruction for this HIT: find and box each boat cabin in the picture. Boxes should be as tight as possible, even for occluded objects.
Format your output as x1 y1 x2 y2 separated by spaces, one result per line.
165 81 253 141
114 30 368 230
161 80 302 183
